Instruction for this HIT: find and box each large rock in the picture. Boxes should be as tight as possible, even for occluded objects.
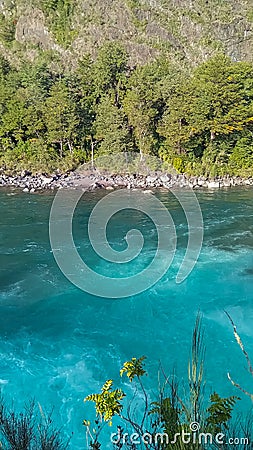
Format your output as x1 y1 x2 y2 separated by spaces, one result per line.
197 179 207 187
160 174 171 183
207 181 220 189
41 176 53 185
146 175 157 184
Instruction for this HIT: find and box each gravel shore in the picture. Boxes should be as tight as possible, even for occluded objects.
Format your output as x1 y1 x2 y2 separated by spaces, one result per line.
1 169 253 193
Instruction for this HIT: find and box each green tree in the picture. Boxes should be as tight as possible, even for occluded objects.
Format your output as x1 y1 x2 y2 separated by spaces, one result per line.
158 79 197 161
76 56 97 161
228 135 253 174
191 55 253 141
93 42 128 104
159 54 253 172
0 89 28 142
42 0 76 47
93 95 132 156
43 80 79 156
0 13 16 44
123 60 167 160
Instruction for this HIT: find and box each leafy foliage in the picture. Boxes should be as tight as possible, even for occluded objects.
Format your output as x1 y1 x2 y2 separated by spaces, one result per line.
206 393 240 435
84 380 125 424
120 356 147 382
42 0 76 47
0 13 16 43
83 315 247 449
0 47 253 176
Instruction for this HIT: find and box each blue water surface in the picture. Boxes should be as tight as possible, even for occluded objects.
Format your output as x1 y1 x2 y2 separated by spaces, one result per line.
0 187 253 448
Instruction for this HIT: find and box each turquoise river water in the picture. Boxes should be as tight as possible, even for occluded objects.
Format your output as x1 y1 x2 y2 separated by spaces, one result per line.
0 187 253 448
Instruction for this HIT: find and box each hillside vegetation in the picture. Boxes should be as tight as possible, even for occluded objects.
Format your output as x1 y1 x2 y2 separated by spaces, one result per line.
1 0 253 67
0 1 253 175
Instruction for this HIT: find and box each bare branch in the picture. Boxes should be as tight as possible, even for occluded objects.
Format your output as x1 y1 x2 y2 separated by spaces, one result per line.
225 310 253 377
227 373 253 401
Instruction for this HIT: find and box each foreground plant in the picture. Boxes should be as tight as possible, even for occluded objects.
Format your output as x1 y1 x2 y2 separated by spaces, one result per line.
0 399 69 450
226 311 253 401
84 314 245 449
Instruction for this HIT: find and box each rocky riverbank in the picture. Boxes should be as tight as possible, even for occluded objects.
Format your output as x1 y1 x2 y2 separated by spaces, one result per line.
0 169 253 193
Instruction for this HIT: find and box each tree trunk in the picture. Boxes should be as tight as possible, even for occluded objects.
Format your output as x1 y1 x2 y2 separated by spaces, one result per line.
91 137 94 169
139 131 146 162
67 140 73 153
60 141 63 158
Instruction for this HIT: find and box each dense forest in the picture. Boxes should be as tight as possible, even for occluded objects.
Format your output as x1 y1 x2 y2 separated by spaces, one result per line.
0 0 253 176
0 45 253 177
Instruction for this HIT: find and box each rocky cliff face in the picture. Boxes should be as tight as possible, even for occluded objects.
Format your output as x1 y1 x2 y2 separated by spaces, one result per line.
0 0 253 67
